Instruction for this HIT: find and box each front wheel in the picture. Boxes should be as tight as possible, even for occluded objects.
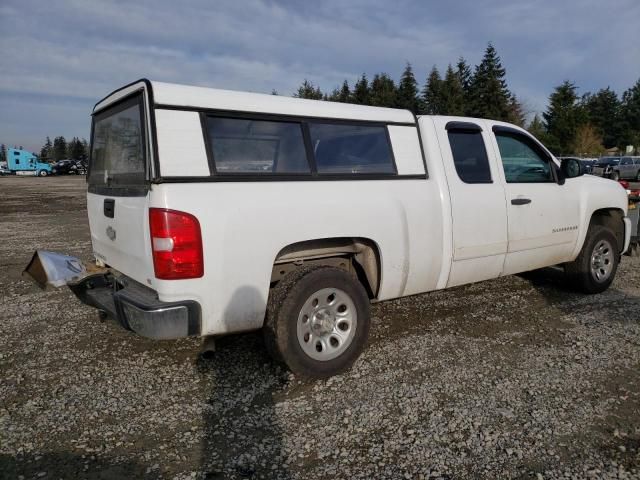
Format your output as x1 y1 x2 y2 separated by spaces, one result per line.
264 266 370 378
610 171 620 181
565 225 620 294
38 170 48 177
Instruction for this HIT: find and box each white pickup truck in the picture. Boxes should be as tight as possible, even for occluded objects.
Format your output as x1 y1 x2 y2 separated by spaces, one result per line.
26 79 631 378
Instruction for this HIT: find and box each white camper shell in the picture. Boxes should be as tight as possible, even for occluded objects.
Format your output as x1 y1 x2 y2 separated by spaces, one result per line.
35 79 631 378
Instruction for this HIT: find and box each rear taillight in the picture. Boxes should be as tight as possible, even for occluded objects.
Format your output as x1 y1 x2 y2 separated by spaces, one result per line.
149 208 203 280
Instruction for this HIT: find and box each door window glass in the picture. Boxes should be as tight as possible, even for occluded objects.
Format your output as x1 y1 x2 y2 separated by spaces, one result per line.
495 133 553 183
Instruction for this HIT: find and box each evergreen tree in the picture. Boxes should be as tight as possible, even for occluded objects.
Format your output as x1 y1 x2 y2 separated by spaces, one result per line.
352 74 370 105
271 89 278 95
327 80 351 103
620 78 640 150
327 87 341 102
0 143 6 164
40 136 53 161
68 137 85 160
507 95 526 127
527 114 547 141
583 87 622 149
455 57 473 92
396 63 419 113
543 81 586 154
422 66 444 114
81 139 89 159
294 80 323 100
338 80 351 103
369 73 396 108
440 64 465 116
455 57 473 115
467 43 512 120
53 136 67 161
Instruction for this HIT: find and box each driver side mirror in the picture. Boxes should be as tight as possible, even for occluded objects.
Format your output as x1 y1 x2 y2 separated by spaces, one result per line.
560 158 584 179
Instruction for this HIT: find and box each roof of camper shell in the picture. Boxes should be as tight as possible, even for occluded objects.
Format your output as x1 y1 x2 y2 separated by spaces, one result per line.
93 79 416 125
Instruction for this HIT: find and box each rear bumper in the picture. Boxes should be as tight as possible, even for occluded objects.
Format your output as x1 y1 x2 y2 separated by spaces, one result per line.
69 273 201 339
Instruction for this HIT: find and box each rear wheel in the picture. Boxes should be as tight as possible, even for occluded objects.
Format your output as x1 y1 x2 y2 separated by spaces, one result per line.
636 170 640 181
565 225 619 293
610 170 620 181
264 266 370 378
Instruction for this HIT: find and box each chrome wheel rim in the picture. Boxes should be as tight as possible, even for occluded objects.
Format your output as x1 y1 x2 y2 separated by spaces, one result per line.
590 239 614 282
296 287 357 361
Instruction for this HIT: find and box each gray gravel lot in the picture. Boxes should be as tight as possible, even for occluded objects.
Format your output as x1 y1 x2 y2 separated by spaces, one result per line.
1 176 639 479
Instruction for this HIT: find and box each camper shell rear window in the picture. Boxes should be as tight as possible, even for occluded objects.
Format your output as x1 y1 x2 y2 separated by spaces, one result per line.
89 93 147 193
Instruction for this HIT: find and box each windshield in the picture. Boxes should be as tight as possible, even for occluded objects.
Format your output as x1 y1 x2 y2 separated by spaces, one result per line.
89 94 146 187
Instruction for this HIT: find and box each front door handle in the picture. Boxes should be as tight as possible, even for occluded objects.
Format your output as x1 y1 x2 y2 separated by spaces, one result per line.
511 198 532 205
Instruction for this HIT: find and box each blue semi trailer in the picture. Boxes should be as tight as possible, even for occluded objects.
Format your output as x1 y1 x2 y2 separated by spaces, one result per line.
7 148 52 176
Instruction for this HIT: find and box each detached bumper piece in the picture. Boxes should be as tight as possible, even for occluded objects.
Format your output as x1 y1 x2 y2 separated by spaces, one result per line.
69 274 201 340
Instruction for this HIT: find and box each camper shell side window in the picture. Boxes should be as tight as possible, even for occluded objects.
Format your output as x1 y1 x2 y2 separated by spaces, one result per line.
202 112 398 178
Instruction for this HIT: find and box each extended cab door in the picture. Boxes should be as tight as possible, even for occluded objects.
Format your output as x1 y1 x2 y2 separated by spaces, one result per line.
490 125 581 275
433 118 508 287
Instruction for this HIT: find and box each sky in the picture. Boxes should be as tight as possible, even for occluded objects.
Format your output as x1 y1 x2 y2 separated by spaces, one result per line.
0 0 638 153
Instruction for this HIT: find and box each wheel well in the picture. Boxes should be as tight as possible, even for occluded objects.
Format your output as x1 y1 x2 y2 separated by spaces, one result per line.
272 237 381 299
590 208 625 251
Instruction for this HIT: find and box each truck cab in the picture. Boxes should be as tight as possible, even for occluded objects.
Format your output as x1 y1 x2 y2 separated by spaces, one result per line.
7 148 52 176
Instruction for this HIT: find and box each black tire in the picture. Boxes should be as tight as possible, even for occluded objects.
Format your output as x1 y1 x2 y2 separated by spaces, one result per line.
263 266 370 378
610 171 620 181
565 225 620 294
38 170 48 177
636 170 640 181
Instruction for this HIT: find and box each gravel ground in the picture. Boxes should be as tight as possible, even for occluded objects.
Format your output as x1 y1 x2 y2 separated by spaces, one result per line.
1 176 639 480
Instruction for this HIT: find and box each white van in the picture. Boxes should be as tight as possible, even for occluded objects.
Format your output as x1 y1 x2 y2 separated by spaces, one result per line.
27 79 631 378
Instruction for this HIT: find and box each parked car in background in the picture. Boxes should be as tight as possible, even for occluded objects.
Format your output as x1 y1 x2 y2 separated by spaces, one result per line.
580 158 597 174
611 156 640 181
558 157 597 174
51 159 87 175
592 156 621 178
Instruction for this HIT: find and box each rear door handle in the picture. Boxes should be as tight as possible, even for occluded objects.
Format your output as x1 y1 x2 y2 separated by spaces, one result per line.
511 198 532 205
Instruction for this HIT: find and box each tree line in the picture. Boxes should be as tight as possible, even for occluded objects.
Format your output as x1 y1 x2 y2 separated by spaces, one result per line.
291 43 640 157
0 136 88 165
39 136 89 161
530 80 640 155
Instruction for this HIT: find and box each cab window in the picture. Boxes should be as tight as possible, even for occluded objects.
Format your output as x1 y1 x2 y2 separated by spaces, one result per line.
447 129 492 184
